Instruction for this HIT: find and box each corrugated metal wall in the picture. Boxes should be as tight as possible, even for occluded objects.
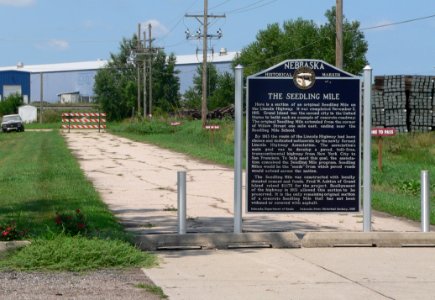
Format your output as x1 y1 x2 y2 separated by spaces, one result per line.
30 70 97 103
0 70 31 100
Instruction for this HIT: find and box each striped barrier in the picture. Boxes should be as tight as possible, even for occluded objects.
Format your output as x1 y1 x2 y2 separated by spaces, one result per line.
61 112 106 132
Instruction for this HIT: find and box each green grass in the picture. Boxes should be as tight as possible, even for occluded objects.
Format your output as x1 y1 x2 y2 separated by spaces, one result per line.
25 122 61 130
0 131 156 271
109 119 435 224
136 283 168 299
371 133 435 223
0 234 156 272
0 131 122 237
110 118 238 167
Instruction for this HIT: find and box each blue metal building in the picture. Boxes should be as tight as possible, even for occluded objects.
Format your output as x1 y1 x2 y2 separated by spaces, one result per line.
0 70 31 102
0 51 237 103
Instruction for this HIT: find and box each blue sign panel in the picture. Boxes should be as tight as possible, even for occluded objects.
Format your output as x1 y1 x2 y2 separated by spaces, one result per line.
247 60 361 212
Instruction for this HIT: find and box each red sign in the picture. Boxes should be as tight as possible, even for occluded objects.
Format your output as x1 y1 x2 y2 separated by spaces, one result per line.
371 127 396 136
205 125 220 130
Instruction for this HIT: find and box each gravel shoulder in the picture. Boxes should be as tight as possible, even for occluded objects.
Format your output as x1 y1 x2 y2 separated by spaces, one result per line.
0 268 162 300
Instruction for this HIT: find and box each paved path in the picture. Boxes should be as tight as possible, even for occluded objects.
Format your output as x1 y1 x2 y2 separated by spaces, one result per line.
63 131 421 234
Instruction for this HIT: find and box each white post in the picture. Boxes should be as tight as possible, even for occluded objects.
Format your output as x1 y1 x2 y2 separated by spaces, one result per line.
421 170 430 232
363 65 372 232
177 171 187 234
234 65 244 234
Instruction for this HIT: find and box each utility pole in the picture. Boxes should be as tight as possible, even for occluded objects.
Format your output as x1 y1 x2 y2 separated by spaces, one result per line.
143 30 147 118
201 0 208 127
185 0 225 127
148 23 153 117
336 0 343 69
137 23 142 116
39 72 43 124
132 23 161 118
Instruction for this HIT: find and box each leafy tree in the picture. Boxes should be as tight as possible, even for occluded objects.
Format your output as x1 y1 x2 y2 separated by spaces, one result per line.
94 37 136 120
209 72 235 110
182 87 201 110
94 36 180 120
152 52 180 115
183 63 234 110
233 7 368 76
319 7 369 74
0 94 23 116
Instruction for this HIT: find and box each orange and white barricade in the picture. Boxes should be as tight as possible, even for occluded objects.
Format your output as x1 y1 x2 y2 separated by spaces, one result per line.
62 112 106 132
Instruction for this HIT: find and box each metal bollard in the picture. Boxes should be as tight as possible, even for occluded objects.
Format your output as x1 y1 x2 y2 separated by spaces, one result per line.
421 170 430 232
177 171 187 234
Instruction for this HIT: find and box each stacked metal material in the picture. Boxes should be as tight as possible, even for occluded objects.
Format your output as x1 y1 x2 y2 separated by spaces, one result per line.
372 75 434 132
409 76 434 132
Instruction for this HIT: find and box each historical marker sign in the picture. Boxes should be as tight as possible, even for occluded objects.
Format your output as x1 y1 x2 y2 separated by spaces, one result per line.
247 59 361 212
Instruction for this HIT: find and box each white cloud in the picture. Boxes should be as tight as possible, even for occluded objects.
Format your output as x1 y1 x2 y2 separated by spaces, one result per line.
48 39 69 50
140 19 169 38
82 20 95 30
0 0 35 7
36 39 70 51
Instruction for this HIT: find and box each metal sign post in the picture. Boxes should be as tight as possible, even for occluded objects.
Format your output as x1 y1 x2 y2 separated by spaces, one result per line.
363 65 373 232
177 171 187 234
371 127 396 171
421 170 430 232
234 65 243 234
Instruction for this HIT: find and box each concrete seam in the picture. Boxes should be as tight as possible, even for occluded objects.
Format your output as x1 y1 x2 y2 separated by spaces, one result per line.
291 253 395 300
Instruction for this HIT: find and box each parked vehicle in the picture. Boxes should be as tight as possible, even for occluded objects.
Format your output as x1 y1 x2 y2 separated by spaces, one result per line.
1 114 25 132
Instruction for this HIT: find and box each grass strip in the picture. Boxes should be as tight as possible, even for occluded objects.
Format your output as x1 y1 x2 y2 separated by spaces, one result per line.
0 234 156 272
136 283 168 299
0 131 155 271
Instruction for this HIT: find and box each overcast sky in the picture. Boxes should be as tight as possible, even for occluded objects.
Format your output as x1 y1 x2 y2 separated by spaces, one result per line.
0 0 434 75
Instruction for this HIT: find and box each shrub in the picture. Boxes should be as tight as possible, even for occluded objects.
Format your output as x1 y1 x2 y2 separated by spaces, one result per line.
41 109 62 123
55 209 87 236
0 94 23 116
0 221 28 241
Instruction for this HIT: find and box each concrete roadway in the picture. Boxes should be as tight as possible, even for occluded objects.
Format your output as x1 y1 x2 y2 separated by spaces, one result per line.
145 248 435 300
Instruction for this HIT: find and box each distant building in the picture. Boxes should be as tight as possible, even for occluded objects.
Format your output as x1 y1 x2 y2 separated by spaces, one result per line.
58 91 81 104
0 51 238 103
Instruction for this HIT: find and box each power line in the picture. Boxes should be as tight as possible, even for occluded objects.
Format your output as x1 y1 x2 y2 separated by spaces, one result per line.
157 0 199 42
209 0 233 10
361 13 435 31
225 0 278 15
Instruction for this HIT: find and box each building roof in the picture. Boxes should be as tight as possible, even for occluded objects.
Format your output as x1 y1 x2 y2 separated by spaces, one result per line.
0 51 238 73
175 51 239 65
0 60 108 73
